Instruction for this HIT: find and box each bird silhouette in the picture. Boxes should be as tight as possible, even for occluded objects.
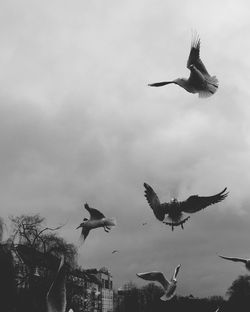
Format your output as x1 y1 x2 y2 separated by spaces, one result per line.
112 250 119 254
46 255 67 312
137 264 181 301
218 254 250 271
76 203 116 241
143 183 228 230
148 34 218 97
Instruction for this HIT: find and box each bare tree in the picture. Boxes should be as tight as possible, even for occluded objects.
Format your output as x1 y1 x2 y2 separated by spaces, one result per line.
9 214 77 269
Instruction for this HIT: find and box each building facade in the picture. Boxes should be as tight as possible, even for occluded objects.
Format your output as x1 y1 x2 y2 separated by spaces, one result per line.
13 245 114 312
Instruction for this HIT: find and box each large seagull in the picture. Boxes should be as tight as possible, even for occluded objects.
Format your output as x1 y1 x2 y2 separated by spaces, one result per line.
148 34 219 98
76 203 116 242
143 183 228 230
137 264 181 301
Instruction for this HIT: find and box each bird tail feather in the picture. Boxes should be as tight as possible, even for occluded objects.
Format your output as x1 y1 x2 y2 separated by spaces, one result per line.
199 75 219 98
104 218 117 226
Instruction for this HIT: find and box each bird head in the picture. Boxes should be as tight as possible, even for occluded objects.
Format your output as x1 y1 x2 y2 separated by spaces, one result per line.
170 198 178 204
76 218 89 229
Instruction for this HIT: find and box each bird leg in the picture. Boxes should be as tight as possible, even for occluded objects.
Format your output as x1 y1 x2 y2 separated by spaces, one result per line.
103 226 110 232
163 216 190 231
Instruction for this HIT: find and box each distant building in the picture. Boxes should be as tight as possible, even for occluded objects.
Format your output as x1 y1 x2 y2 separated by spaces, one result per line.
13 245 114 312
86 267 113 312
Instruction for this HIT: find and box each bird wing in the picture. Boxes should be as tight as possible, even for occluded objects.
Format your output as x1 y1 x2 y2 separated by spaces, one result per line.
186 35 209 75
84 203 106 220
46 256 66 312
181 188 228 213
81 228 90 242
137 271 169 288
218 255 247 263
143 183 168 221
172 264 181 280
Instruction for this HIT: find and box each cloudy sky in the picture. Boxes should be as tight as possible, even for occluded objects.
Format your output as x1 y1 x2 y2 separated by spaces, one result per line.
1 0 250 298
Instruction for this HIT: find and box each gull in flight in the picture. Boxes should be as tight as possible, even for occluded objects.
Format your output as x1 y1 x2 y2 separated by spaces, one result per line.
46 255 66 312
218 254 250 271
148 34 218 98
112 250 119 254
144 183 228 231
76 203 116 241
137 264 181 301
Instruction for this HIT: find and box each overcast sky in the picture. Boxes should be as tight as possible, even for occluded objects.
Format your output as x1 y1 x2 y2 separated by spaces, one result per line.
1 0 250 298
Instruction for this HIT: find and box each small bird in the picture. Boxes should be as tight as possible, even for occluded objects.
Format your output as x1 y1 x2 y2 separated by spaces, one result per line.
137 264 181 301
46 255 66 312
218 254 250 271
76 203 116 241
142 222 148 226
148 34 218 98
112 249 119 254
144 183 228 230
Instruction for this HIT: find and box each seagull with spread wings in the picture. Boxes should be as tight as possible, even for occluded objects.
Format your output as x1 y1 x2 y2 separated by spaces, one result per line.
46 255 66 312
137 264 181 301
143 183 228 231
218 255 250 271
148 34 218 97
76 203 116 241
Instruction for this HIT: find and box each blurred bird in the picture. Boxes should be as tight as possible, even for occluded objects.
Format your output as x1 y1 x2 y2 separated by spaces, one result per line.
46 255 66 312
143 183 228 231
148 34 218 97
112 250 119 254
137 264 181 301
142 222 148 226
76 203 116 241
218 255 250 271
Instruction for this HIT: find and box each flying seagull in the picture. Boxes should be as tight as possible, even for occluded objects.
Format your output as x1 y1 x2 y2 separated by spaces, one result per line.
148 34 218 97
218 255 250 271
112 250 119 254
46 255 66 312
76 203 116 241
143 183 228 231
137 264 181 301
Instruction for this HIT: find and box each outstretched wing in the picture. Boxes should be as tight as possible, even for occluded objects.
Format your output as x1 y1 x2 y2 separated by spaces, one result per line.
84 203 105 220
181 188 228 213
218 255 247 264
143 183 168 221
80 228 90 242
187 34 209 76
46 256 66 312
172 264 181 280
137 271 169 288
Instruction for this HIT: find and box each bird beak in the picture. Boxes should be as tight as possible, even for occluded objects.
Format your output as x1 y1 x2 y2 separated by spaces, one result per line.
76 225 81 230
